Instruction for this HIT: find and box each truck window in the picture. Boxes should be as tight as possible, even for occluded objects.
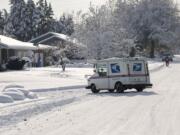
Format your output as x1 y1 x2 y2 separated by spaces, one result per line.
97 63 107 77
133 63 142 72
111 63 120 73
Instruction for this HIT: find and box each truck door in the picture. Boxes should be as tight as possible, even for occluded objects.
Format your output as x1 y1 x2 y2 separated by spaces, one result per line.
96 63 109 89
109 61 129 89
129 60 147 84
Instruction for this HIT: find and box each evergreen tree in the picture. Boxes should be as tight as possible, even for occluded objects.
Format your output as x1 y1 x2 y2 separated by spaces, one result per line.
35 0 55 36
4 0 26 40
35 0 46 36
44 2 55 32
2 9 8 24
55 14 74 36
23 0 36 41
0 10 5 34
63 15 74 36
3 0 74 41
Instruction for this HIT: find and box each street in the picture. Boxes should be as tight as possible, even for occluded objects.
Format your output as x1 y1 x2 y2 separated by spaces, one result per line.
0 62 180 135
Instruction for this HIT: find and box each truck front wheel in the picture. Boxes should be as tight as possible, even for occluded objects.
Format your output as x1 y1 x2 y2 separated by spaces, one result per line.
91 84 100 93
108 89 115 93
115 83 124 93
136 87 144 92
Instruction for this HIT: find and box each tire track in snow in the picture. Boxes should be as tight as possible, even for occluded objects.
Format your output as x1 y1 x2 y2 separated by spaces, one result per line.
0 89 92 127
0 97 77 127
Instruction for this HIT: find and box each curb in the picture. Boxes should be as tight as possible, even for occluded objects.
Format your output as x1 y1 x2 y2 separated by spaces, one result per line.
30 85 86 93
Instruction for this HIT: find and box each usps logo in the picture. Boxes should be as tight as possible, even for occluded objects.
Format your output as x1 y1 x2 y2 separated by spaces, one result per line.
133 63 142 72
111 63 120 73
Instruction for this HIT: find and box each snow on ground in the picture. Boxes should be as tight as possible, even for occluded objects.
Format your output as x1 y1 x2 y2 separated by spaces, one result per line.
0 61 163 92
0 85 38 104
0 60 166 134
0 67 93 91
148 61 164 71
0 61 180 135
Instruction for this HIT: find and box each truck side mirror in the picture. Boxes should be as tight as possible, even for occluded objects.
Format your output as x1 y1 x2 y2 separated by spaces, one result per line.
93 69 96 73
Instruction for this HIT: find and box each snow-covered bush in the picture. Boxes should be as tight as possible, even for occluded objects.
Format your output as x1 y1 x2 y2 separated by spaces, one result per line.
1 85 38 104
17 88 30 97
22 57 32 63
3 88 23 93
26 92 38 99
0 94 14 103
3 87 37 99
6 56 27 70
3 91 25 101
3 84 24 90
3 88 29 96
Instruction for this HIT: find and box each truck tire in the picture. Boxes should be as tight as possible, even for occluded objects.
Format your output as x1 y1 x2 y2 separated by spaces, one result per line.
136 87 144 92
91 84 100 93
115 82 124 93
108 89 115 93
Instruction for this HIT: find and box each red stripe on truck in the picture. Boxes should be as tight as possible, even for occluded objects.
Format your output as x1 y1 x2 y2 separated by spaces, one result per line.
90 74 149 79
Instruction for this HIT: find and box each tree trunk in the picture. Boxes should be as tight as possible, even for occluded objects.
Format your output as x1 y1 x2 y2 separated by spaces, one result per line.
150 40 155 58
129 47 136 57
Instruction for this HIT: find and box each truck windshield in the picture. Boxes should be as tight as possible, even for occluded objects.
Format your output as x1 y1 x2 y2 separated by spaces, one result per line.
97 63 107 77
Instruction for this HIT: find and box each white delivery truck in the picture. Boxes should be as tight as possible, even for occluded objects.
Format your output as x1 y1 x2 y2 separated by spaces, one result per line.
86 57 152 93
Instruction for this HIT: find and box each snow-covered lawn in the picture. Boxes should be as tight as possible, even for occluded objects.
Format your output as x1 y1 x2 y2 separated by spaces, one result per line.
0 67 93 91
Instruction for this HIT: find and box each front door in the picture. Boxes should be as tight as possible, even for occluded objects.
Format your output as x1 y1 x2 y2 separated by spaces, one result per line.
1 49 8 63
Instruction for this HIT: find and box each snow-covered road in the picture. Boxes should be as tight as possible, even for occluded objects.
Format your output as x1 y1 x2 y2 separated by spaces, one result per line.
0 62 180 135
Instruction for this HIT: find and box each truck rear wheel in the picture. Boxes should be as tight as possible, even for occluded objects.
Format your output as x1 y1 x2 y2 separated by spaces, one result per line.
108 89 115 93
115 83 124 93
91 84 100 93
136 87 144 92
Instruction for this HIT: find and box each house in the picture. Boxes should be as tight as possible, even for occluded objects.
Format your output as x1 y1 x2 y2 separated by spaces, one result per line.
0 35 55 66
29 32 82 46
30 32 86 60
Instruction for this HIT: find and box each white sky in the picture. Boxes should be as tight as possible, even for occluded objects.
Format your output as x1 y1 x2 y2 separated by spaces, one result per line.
0 0 179 18
0 0 107 18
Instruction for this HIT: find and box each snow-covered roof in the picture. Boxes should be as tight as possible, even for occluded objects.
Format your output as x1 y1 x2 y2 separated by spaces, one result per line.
30 32 68 44
38 44 57 50
0 35 37 50
30 32 86 48
0 35 55 50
